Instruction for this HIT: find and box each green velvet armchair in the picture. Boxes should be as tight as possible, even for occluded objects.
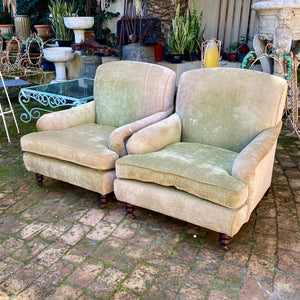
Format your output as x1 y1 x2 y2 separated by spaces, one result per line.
114 68 287 250
21 61 176 206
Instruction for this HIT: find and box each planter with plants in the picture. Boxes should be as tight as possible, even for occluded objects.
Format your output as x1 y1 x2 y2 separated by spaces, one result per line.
167 2 205 63
0 0 14 35
1 29 20 52
34 24 51 42
153 34 165 62
14 14 30 41
48 0 78 46
184 2 205 61
1 0 30 42
167 4 192 63
93 0 120 46
226 41 240 62
237 34 251 62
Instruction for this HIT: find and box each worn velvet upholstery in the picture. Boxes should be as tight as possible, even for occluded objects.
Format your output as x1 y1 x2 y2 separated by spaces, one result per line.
22 123 118 170
177 68 286 152
114 68 287 238
94 61 175 127
21 61 176 196
117 143 248 209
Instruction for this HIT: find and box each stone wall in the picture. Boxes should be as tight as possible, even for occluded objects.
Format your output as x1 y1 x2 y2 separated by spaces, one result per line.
146 0 189 34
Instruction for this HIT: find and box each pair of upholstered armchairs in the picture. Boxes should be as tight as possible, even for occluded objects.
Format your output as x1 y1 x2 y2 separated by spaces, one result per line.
21 61 287 250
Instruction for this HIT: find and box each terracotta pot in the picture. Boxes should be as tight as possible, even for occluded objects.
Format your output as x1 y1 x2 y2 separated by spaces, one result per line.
34 25 51 42
227 52 237 62
153 44 164 62
14 15 30 41
0 24 14 35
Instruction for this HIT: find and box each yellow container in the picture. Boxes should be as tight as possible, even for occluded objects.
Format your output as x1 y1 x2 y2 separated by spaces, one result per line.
204 40 220 68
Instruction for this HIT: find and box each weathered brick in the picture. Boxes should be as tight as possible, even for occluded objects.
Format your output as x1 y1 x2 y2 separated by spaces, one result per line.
123 263 159 294
68 259 104 288
86 221 117 241
79 208 105 226
45 285 83 300
35 242 68 267
89 268 127 298
60 223 90 245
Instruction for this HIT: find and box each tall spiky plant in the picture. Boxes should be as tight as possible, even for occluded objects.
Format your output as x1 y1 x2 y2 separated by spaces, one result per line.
167 4 192 55
48 0 78 41
185 2 205 60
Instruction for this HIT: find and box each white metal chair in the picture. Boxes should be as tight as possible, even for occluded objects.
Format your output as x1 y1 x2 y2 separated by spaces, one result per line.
0 71 20 142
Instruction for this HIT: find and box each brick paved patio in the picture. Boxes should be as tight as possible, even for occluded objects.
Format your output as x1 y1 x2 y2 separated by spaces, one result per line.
0 101 300 299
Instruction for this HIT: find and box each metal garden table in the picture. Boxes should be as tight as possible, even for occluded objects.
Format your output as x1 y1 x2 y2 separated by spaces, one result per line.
19 78 94 123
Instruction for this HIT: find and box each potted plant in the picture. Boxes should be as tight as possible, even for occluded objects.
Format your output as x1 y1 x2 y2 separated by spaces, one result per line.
34 24 52 42
153 34 165 62
167 4 192 63
93 0 120 43
48 0 77 46
13 0 32 42
1 30 20 52
237 34 251 62
0 1 14 36
184 2 205 61
226 41 240 62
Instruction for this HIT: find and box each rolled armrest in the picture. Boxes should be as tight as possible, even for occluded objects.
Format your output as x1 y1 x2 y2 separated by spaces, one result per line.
232 122 282 182
108 108 173 157
126 113 182 154
36 101 96 131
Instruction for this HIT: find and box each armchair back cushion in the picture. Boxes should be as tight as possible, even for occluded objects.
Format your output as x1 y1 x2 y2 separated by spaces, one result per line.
176 68 287 152
94 61 176 127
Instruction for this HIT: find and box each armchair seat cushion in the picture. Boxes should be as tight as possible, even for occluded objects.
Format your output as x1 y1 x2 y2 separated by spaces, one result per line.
21 123 119 170
116 143 248 209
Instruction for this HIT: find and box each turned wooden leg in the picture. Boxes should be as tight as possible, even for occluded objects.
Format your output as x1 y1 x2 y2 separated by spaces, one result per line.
219 233 231 251
264 188 270 197
100 194 107 209
126 203 136 219
35 173 44 186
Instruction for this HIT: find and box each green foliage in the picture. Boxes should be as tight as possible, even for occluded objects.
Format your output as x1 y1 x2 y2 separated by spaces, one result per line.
48 0 78 41
167 2 205 58
227 41 240 53
0 0 12 24
1 28 13 40
102 27 117 48
94 0 120 40
16 0 50 26
167 4 192 55
184 2 205 60
227 35 252 53
0 12 12 24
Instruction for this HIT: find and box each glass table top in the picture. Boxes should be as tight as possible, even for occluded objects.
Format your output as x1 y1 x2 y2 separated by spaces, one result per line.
22 78 94 101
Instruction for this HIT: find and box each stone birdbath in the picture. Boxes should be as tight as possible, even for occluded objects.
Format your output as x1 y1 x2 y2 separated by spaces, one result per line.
252 0 300 76
252 0 300 139
64 16 94 44
43 47 75 83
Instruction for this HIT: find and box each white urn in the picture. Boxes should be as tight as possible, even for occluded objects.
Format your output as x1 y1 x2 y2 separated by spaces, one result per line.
64 17 94 44
43 47 75 83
